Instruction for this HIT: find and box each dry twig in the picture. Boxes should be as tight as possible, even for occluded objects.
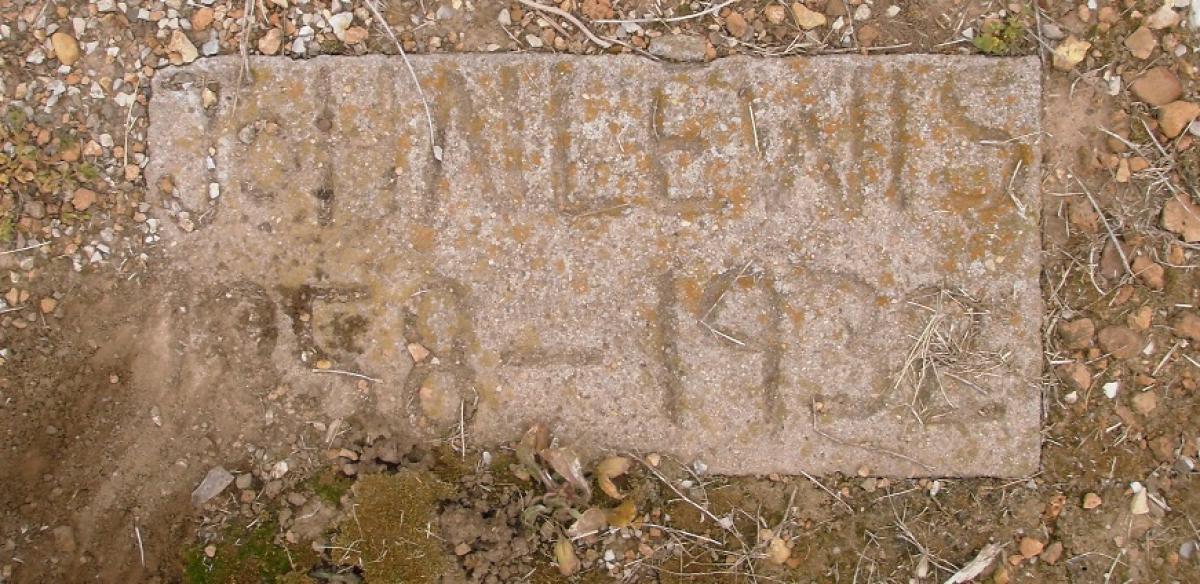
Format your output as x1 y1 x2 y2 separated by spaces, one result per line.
363 0 442 161
514 0 613 48
1075 175 1133 278
595 0 736 24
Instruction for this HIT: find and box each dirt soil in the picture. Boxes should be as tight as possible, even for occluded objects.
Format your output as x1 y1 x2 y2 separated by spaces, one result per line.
1 0 1199 583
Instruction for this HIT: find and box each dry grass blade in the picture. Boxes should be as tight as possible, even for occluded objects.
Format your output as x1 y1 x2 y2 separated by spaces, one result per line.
797 469 854 513
632 455 739 536
892 287 995 425
231 0 256 113
362 0 441 161
1075 174 1133 278
944 542 1003 583
514 0 613 48
593 0 735 24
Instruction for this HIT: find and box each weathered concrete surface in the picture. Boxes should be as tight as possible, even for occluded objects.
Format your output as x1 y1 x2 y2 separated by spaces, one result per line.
147 55 1043 476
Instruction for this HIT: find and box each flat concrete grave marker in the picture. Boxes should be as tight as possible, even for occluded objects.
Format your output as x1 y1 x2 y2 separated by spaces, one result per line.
148 55 1042 476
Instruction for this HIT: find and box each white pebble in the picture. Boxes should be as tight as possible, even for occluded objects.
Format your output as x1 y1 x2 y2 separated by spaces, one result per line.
1103 381 1119 399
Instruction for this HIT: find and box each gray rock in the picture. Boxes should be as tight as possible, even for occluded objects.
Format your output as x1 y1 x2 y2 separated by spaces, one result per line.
25 201 46 220
649 34 709 62
191 466 234 506
148 54 1044 477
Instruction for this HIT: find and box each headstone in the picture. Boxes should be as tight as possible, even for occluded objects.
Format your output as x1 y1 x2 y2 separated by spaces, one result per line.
148 55 1043 476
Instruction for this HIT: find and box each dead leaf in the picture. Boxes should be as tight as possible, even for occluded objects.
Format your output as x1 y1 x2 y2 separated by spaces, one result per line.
606 499 637 528
596 456 631 500
541 447 591 499
567 507 608 538
767 537 791 564
791 2 827 29
554 537 580 576
1051 35 1090 70
516 424 554 488
1131 488 1149 515
945 543 1003 584
520 423 550 451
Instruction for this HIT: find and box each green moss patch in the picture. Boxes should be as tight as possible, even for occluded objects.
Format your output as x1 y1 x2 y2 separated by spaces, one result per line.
184 521 296 584
334 470 454 583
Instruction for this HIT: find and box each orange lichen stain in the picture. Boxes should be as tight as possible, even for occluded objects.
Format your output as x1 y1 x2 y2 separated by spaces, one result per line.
679 207 701 223
844 173 861 198
479 351 501 368
735 273 756 290
172 135 201 151
530 256 547 270
553 258 566 274
784 304 805 327
798 91 819 107
677 277 703 315
721 182 750 218
885 183 900 202
515 327 541 353
285 80 305 99
582 98 604 123
938 167 990 212
250 67 274 87
653 235 672 253
511 223 531 243
571 272 590 295
879 271 896 288
409 225 437 253
425 68 450 92
502 143 522 168
861 165 879 185
466 112 485 136
393 141 413 170
875 295 891 307
636 303 658 324
1015 143 1034 166
475 375 501 408
633 151 652 176
965 234 991 261
867 63 885 82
